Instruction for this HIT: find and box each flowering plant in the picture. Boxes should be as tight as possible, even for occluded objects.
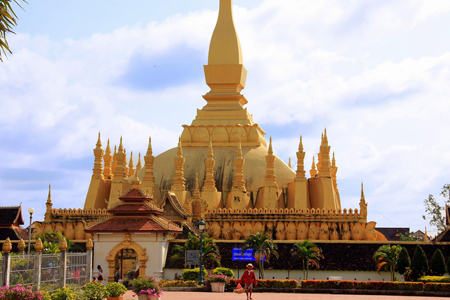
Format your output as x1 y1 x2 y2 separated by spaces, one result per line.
106 282 128 297
0 284 50 300
50 286 77 300
82 282 109 300
131 276 163 297
206 274 229 283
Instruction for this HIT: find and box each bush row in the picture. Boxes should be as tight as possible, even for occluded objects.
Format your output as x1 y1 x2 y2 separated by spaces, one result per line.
301 280 450 291
159 280 199 287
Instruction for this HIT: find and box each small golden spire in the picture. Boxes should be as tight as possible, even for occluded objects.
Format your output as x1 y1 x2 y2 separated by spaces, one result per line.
47 184 52 204
131 170 141 188
35 238 44 253
128 151 135 177
2 237 12 253
105 139 111 155
194 172 200 198
299 135 304 152
208 138 214 159
59 237 68 251
113 145 117 156
237 137 243 158
146 137 153 156
332 152 336 168
86 238 93 250
96 132 102 148
177 136 183 157
288 157 292 169
424 227 429 242
324 128 328 143
310 156 317 178
268 136 273 155
136 152 142 172
18 238 26 252
361 182 365 200
118 136 124 153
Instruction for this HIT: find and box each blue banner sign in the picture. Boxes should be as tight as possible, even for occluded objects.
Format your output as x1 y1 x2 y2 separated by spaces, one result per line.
232 247 255 261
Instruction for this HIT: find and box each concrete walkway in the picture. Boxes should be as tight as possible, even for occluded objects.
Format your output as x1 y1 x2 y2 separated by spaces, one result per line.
121 290 444 300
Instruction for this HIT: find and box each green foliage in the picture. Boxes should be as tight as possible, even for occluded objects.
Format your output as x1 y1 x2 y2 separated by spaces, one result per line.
159 280 199 287
50 287 77 300
430 249 447 276
33 232 75 254
418 276 450 283
81 282 108 300
0 0 27 61
256 279 298 288
423 184 450 232
399 232 419 241
130 276 162 295
412 245 429 277
291 240 324 280
424 282 450 292
106 282 127 297
373 244 402 281
213 267 234 278
181 268 207 281
242 231 279 279
397 247 411 275
170 232 221 269
0 284 49 300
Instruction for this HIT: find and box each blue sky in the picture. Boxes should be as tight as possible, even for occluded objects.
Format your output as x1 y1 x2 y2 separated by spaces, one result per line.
2 0 450 233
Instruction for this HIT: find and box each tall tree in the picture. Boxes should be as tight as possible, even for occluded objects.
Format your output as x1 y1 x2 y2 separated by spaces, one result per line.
373 244 402 281
423 183 450 232
430 249 446 276
242 231 279 279
412 245 429 278
0 0 26 61
397 247 411 275
291 240 324 280
170 232 221 269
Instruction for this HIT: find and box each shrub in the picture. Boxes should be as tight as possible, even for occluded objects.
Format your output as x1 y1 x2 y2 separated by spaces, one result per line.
301 280 339 289
430 249 447 276
106 282 127 297
397 247 411 275
354 281 423 291
159 280 198 287
424 282 450 292
50 286 77 300
256 279 298 288
181 268 208 282
82 282 109 300
207 274 229 283
213 267 234 278
418 276 450 283
0 284 50 300
130 276 163 297
412 245 429 277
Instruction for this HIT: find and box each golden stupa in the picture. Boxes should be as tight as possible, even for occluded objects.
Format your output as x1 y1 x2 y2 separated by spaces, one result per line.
38 0 385 242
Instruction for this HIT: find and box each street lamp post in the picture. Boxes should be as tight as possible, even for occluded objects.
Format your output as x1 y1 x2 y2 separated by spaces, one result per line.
196 218 206 286
27 207 34 269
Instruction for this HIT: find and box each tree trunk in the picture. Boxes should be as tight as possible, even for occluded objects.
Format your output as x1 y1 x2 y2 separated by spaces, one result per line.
302 260 306 281
261 259 265 279
306 260 310 280
390 264 394 282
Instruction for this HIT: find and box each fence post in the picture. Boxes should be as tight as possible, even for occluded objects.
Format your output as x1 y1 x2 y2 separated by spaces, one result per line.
34 238 44 290
1 238 12 287
58 237 68 289
86 239 93 282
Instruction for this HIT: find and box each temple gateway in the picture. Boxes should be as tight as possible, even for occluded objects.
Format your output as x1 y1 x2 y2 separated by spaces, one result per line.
36 0 389 280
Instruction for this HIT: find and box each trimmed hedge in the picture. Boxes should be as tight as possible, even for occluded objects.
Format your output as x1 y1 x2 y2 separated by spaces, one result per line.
213 267 234 278
430 249 447 276
256 279 298 288
418 276 450 283
424 282 450 292
159 280 199 287
181 268 208 281
301 280 424 291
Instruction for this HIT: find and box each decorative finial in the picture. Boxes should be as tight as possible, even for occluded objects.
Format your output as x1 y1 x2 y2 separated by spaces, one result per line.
268 136 273 155
47 184 52 204
310 156 317 178
177 136 183 157
59 237 68 251
146 137 153 156
237 137 243 158
2 237 12 253
208 138 214 157
18 238 26 251
424 227 429 242
136 152 142 171
299 135 304 152
86 238 93 250
332 152 336 168
113 145 117 156
96 132 102 148
361 182 365 200
288 157 292 169
105 139 111 155
131 170 141 188
118 136 124 153
35 238 44 253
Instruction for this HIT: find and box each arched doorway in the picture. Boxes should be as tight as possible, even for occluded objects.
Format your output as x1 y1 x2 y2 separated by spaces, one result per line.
115 248 138 284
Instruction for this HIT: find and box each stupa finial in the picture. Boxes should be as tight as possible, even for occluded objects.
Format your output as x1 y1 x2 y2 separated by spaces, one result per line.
96 132 102 148
299 135 304 152
47 184 52 204
146 137 153 156
118 136 124 153
268 136 273 155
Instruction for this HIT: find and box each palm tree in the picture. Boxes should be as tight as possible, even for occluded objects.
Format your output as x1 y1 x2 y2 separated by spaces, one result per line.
291 240 324 280
0 0 26 61
242 231 279 279
170 232 221 269
373 244 402 281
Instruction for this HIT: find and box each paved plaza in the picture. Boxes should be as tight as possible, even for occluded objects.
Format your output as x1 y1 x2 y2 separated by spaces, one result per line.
121 291 444 300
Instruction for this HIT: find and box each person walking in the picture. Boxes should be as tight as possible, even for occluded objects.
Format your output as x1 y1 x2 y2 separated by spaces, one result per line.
97 265 104 284
240 263 257 300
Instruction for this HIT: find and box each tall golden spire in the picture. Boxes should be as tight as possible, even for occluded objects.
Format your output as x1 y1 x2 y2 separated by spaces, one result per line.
114 137 127 179
288 157 292 169
112 145 117 176
203 139 217 192
136 152 142 173
172 137 186 191
44 184 53 222
128 151 135 177
232 138 246 190
103 139 113 179
295 136 306 181
318 129 331 177
359 182 367 218
142 137 156 194
331 152 338 193
310 156 317 178
264 137 277 186
193 172 201 198
92 132 104 178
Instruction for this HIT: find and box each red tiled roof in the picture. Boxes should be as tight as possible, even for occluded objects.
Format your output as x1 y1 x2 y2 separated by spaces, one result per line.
161 193 189 218
109 204 153 214
0 206 24 226
119 189 152 202
85 217 182 233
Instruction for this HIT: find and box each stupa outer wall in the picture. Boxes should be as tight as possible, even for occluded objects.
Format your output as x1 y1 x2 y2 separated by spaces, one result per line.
164 240 450 271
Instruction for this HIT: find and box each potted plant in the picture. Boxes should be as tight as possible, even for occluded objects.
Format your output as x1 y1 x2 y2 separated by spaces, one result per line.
130 276 163 300
106 282 128 300
207 274 229 292
82 282 109 300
